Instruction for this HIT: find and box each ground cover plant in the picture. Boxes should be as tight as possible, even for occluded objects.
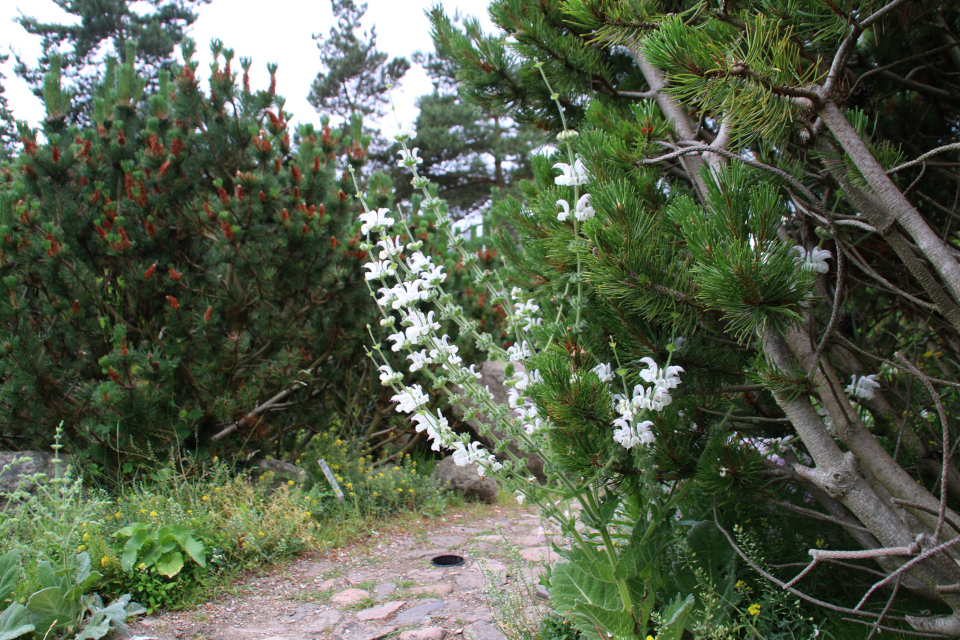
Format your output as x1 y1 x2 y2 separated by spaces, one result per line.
355 0 960 637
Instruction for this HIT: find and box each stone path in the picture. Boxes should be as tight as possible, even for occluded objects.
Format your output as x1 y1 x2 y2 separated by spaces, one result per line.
128 504 560 640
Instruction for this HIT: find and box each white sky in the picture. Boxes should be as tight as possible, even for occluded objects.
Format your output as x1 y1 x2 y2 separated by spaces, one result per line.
0 0 495 134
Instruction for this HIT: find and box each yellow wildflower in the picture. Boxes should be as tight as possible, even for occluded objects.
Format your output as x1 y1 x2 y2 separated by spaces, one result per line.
288 480 295 486
258 531 265 537
150 511 158 517
748 604 761 616
77 545 86 551
202 495 209 501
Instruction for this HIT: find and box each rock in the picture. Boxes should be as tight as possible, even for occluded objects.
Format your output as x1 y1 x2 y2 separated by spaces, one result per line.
0 450 70 509
334 622 396 640
427 535 466 548
356 601 405 621
432 457 498 504
303 610 343 633
303 561 334 578
455 572 485 590
450 361 545 481
463 621 506 640
249 459 306 491
374 581 396 600
520 546 554 563
330 588 371 606
408 584 454 597
394 600 447 625
282 603 318 622
398 629 447 640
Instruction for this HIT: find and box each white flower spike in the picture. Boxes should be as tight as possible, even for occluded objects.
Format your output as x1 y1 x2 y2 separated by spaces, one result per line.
846 374 880 400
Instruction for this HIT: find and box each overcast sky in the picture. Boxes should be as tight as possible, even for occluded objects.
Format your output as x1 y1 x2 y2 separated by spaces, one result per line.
0 0 496 134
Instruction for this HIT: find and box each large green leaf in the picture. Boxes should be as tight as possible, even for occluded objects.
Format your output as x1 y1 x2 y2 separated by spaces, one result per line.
0 603 34 640
0 551 20 604
179 536 206 568
550 561 624 640
26 586 77 637
74 617 111 640
658 593 695 640
571 601 636 639
154 551 183 578
120 528 151 572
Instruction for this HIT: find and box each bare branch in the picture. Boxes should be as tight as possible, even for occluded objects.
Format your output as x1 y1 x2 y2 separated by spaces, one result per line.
888 144 960 175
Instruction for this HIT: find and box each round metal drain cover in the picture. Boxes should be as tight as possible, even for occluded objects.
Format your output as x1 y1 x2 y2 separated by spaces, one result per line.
431 554 465 567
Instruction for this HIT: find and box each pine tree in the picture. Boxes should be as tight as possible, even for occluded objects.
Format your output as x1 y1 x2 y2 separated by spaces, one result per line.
383 28 539 219
0 39 393 470
0 54 16 160
14 0 209 122
433 0 960 635
307 0 409 122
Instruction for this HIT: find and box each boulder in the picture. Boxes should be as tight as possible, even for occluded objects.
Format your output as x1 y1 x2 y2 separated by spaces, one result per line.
451 361 545 481
0 450 70 510
432 456 498 504
248 458 305 491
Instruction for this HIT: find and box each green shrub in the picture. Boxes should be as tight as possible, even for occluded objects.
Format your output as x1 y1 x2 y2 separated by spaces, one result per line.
0 40 388 467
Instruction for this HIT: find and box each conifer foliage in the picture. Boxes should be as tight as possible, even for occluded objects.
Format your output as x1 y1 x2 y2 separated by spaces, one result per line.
0 40 381 466
15 0 210 123
431 0 960 635
308 0 410 121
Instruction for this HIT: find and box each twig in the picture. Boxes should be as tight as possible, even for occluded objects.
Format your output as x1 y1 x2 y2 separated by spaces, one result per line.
764 497 871 533
711 501 914 622
894 352 952 542
855 536 960 610
784 542 919 589
700 408 791 422
887 143 960 175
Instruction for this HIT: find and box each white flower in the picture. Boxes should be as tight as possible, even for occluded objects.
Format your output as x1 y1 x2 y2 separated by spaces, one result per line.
429 335 461 366
613 419 655 449
407 349 433 372
591 362 613 382
386 331 409 352
420 264 446 288
846 374 880 400
639 357 683 390
514 490 526 505
451 441 502 475
719 467 730 477
793 246 833 274
507 341 533 362
394 126 416 142
402 309 439 343
391 384 428 413
363 260 396 281
391 281 427 309
467 364 483 380
406 251 433 274
377 235 404 260
574 193 595 221
378 365 402 385
556 199 570 221
412 411 452 451
553 158 589 186
397 147 424 167
358 208 394 235
376 286 397 308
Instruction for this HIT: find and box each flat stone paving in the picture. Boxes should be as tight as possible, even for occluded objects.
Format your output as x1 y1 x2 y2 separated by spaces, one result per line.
127 506 556 640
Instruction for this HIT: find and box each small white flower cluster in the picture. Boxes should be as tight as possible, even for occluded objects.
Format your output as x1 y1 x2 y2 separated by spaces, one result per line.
553 158 590 186
792 245 833 274
736 435 792 467
556 194 595 222
611 358 684 449
509 288 543 332
846 373 880 400
507 368 544 435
